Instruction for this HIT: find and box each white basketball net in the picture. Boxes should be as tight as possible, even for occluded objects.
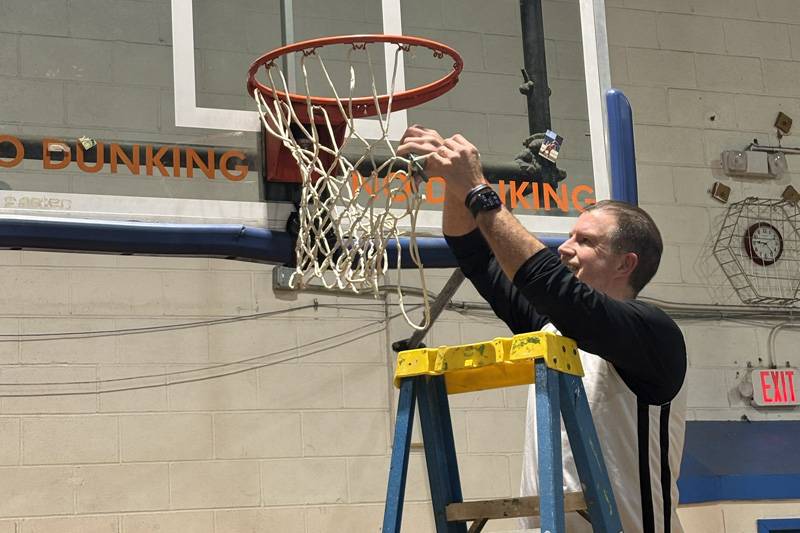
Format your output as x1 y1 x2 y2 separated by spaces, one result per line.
252 42 435 330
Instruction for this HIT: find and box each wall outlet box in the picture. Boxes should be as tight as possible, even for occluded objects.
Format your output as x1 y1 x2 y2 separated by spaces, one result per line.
721 150 774 178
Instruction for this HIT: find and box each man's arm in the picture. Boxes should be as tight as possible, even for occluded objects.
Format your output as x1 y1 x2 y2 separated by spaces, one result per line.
399 126 548 333
435 136 550 280
441 185 476 237
445 228 549 334
473 205 546 280
441 172 549 333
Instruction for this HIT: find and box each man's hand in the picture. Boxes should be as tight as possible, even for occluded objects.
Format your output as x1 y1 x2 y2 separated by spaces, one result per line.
398 125 488 201
398 125 545 276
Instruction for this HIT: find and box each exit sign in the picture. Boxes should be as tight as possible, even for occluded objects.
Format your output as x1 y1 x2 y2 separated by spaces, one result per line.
752 368 799 406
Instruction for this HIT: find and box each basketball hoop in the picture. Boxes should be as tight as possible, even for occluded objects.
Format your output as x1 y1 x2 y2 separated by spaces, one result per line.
247 34 462 125
247 34 462 330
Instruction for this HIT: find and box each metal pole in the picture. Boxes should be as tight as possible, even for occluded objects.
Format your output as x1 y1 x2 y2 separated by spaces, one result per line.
391 269 465 352
519 0 552 135
391 2 555 354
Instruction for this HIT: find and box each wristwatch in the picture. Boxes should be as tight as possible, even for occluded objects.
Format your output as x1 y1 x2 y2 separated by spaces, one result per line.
465 184 502 218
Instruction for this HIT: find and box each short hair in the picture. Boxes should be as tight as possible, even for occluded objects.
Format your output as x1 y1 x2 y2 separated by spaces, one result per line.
584 200 663 295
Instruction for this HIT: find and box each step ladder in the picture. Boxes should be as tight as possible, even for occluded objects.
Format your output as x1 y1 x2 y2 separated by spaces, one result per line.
382 331 623 533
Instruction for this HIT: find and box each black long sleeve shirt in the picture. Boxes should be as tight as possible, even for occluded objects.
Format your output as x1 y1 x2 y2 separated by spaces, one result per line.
445 229 686 405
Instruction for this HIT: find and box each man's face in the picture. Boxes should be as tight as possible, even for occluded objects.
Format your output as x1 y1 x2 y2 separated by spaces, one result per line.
557 209 623 293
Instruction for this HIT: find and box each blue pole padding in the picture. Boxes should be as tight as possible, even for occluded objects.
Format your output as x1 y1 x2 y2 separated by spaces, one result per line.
0 217 566 268
385 235 564 268
606 88 639 206
0 216 296 264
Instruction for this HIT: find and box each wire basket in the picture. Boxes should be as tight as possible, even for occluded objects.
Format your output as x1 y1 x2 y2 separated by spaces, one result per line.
713 197 800 305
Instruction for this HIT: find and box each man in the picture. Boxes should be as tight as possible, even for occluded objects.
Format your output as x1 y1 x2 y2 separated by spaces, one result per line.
398 125 687 533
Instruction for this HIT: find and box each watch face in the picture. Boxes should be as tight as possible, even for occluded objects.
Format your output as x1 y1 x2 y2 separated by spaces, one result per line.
479 189 503 210
744 222 783 266
469 187 503 217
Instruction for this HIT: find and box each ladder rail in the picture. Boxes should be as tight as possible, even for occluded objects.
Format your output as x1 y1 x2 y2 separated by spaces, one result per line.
417 375 467 533
382 377 417 533
559 372 624 532
535 360 567 533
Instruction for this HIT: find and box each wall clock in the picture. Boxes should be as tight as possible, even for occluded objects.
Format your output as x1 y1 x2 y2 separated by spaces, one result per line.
743 221 783 266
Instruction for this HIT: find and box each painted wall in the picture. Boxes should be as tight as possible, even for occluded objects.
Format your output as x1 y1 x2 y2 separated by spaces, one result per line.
0 0 798 532
612 0 800 422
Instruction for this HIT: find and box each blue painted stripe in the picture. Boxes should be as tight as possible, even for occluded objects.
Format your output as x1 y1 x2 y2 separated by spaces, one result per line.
679 420 800 504
680 473 800 504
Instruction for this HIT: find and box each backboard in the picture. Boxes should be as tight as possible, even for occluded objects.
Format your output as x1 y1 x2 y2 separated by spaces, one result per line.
0 0 613 261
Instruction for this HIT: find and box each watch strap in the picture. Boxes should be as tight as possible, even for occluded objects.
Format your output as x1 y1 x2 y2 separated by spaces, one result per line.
464 184 492 211
465 184 501 218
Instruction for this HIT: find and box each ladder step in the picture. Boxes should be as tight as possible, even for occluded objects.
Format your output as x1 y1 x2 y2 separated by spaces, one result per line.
445 491 586 522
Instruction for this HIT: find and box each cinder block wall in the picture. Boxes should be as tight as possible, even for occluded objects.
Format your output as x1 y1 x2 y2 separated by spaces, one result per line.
611 0 800 424
0 0 798 532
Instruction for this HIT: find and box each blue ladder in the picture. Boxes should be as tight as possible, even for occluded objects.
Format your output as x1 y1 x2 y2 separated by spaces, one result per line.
382 335 624 533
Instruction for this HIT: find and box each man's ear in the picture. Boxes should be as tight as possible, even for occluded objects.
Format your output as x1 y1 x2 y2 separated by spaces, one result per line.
618 252 638 278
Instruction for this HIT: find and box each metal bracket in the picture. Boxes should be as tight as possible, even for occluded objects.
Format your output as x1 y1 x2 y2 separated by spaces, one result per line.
272 265 297 290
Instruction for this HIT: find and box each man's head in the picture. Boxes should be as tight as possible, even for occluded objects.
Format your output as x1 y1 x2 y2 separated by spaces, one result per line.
557 200 663 298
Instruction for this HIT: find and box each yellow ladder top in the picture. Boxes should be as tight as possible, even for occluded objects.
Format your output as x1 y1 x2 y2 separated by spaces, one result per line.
394 331 584 394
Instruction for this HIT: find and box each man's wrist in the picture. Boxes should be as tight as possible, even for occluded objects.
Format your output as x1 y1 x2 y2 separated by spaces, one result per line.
465 184 502 218
464 184 491 207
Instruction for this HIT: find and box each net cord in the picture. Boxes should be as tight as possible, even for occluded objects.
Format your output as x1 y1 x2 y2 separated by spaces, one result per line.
252 43 432 330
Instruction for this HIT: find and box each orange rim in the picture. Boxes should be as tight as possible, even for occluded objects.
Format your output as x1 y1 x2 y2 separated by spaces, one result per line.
247 34 463 123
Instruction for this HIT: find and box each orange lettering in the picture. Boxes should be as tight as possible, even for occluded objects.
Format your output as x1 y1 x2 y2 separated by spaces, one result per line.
42 139 71 170
0 135 23 168
110 144 140 175
571 184 595 212
186 148 215 179
76 142 104 173
425 177 446 204
350 171 364 193
497 180 507 204
348 171 362 193
146 145 169 177
544 183 569 213
509 181 531 209
219 150 248 181
172 147 181 177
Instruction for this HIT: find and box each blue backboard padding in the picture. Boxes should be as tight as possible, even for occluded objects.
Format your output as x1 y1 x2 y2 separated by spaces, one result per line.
0 216 568 268
606 89 639 206
0 88 638 264
679 420 800 503
0 217 295 264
